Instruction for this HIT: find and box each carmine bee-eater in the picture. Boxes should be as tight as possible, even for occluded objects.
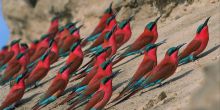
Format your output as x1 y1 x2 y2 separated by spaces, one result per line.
70 47 110 82
81 2 114 47
111 41 165 102
113 16 161 65
0 52 26 85
0 70 28 110
114 16 133 49
86 25 117 58
123 44 186 101
65 39 84 74
66 56 116 110
48 39 59 65
32 62 73 110
30 34 51 63
25 49 51 88
0 39 21 67
59 25 83 55
84 74 116 110
55 47 110 107
179 17 210 64
89 14 117 49
28 40 39 57
0 45 8 64
55 26 71 48
47 16 59 39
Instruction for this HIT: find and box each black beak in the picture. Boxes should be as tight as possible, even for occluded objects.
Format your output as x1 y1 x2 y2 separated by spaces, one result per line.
176 43 186 50
154 15 161 23
128 16 134 22
203 16 211 26
155 39 167 47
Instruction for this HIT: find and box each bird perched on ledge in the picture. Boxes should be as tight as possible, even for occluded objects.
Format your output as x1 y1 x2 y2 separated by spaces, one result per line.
179 17 210 65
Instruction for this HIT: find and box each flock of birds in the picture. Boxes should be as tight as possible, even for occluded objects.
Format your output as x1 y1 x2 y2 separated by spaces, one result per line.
0 2 210 110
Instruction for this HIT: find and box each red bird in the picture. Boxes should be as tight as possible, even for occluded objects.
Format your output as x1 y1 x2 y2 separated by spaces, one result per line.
32 62 73 110
0 39 21 67
81 2 114 47
25 49 51 88
87 25 118 58
113 16 161 65
48 39 59 64
28 40 39 57
114 16 133 49
55 26 71 49
179 17 210 64
47 16 59 39
30 34 51 63
0 45 9 62
66 57 115 110
59 25 83 55
0 70 28 110
65 40 84 74
89 14 117 49
84 74 116 110
0 52 26 85
112 41 165 102
55 47 110 107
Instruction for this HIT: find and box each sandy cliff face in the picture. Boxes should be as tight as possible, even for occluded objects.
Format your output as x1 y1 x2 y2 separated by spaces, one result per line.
2 0 196 42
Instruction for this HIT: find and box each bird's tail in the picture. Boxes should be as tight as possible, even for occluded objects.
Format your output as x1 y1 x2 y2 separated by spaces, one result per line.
70 71 87 82
32 96 57 110
67 96 86 110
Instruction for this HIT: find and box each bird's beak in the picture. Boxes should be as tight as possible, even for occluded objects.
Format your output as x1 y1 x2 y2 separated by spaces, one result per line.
73 20 80 26
77 25 84 30
154 15 161 23
128 16 134 22
105 69 122 82
203 16 211 26
155 39 166 47
49 39 54 47
176 43 186 50
109 2 113 9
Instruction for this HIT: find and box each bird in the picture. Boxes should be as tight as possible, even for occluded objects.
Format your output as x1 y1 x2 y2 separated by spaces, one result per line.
64 39 84 74
114 16 133 49
48 39 59 65
0 70 28 110
25 49 51 88
0 39 21 68
113 16 161 65
28 39 39 57
117 43 186 103
0 45 9 62
70 47 110 82
55 47 110 107
55 26 71 49
178 17 210 65
29 34 51 63
88 14 117 49
47 16 59 39
111 41 165 102
84 74 117 110
32 62 73 110
0 52 26 85
59 25 83 55
81 2 114 47
66 56 116 110
86 25 118 59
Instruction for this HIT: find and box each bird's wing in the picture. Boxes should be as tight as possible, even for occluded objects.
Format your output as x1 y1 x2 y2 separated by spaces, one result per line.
179 39 201 59
1 89 24 108
148 63 176 83
41 78 66 100
84 90 104 110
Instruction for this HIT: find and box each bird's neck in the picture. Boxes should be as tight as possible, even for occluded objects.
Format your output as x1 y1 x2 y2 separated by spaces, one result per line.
49 19 59 31
123 23 132 33
165 51 179 64
51 43 58 54
72 31 80 39
40 56 50 68
107 20 117 30
152 25 158 37
62 69 71 80
73 46 83 57
146 48 157 62
195 26 209 41
40 38 50 47
11 43 20 55
96 54 107 65
100 80 112 91
15 79 25 88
